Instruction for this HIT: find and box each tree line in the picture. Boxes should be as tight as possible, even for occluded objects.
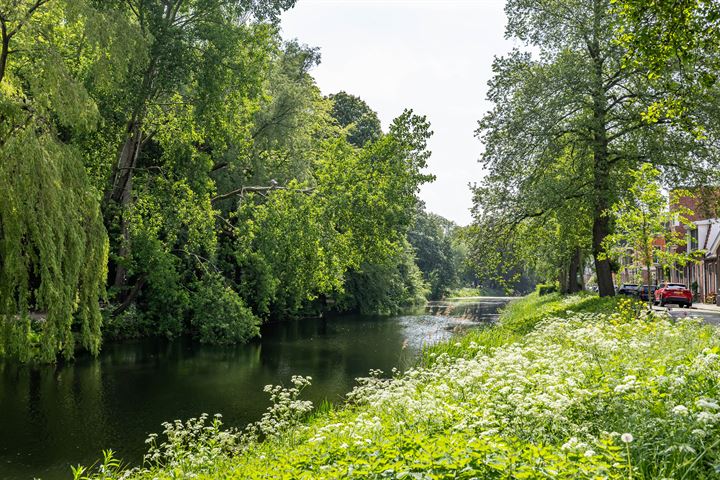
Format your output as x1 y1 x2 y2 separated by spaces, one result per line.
0 0 474 362
470 0 720 294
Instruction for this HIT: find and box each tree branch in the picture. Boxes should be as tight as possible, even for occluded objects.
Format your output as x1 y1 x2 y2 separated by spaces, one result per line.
8 0 50 38
211 184 314 204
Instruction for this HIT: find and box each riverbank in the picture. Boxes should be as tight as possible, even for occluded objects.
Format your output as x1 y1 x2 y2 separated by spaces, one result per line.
78 293 720 479
4 303 514 480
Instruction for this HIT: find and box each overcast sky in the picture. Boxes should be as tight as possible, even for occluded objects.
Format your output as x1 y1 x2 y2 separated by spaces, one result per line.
280 0 515 225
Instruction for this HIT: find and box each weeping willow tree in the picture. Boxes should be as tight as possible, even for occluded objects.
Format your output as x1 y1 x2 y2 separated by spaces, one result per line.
0 0 110 361
0 130 108 361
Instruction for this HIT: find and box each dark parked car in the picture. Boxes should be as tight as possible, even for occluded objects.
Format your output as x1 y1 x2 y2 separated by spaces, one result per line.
654 283 693 308
634 285 656 302
617 284 638 295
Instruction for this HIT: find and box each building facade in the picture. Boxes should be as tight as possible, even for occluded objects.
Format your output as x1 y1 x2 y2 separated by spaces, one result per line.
663 192 720 304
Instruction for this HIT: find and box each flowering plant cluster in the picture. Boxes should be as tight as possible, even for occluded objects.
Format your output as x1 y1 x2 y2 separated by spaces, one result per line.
243 375 314 444
143 414 238 474
78 294 720 479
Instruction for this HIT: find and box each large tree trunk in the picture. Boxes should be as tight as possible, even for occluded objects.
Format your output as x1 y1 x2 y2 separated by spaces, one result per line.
591 151 615 297
0 24 10 84
106 122 143 295
107 122 143 205
593 226 615 296
559 266 569 294
568 247 582 293
587 18 615 298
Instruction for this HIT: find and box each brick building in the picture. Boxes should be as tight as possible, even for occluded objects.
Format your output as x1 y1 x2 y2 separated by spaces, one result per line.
662 190 720 303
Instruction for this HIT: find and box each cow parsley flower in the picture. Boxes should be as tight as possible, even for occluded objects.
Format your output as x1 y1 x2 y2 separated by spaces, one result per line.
696 399 720 410
672 405 689 416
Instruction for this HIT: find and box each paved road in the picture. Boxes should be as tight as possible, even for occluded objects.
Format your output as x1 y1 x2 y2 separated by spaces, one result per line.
655 305 720 326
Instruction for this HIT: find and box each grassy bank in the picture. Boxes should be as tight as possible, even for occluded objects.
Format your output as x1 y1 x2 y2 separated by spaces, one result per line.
77 294 720 479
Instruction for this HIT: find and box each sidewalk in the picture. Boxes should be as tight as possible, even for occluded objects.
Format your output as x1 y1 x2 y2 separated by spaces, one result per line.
689 302 720 313
654 302 720 326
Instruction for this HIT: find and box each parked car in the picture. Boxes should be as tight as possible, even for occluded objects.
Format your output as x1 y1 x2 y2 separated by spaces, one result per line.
654 283 693 308
617 284 638 295
634 285 656 302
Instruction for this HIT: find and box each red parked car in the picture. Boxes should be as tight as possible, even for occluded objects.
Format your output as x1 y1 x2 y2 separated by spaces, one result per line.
654 283 693 308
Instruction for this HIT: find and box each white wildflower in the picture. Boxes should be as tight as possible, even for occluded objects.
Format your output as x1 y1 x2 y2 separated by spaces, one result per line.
696 399 720 410
696 411 718 423
672 405 689 416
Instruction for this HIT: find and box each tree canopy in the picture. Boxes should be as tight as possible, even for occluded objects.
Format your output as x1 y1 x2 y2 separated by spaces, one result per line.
328 91 383 148
470 0 719 296
0 0 465 361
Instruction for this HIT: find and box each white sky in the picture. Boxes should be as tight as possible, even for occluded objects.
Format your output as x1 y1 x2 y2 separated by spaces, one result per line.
280 0 514 226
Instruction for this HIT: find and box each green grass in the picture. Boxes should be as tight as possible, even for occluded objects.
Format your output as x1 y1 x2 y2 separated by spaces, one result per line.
77 294 720 480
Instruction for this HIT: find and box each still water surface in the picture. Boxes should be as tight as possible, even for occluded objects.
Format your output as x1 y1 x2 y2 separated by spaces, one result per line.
0 298 508 479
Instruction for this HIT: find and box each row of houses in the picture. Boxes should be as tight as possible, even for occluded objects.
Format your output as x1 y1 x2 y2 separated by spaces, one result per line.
617 193 720 305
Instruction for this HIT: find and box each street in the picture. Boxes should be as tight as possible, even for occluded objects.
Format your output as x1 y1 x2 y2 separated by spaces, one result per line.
655 304 720 326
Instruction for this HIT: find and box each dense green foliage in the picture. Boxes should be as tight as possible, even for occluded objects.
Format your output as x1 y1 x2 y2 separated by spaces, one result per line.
470 0 720 295
76 294 720 479
328 91 383 147
0 0 458 361
407 208 473 299
615 0 719 126
601 164 702 298
0 0 110 361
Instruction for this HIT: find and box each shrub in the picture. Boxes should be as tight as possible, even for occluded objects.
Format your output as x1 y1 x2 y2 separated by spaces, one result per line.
190 274 260 344
102 305 147 341
131 236 190 338
536 282 559 296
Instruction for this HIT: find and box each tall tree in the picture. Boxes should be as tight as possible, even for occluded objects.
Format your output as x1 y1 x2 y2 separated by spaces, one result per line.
408 208 461 299
321 110 435 313
473 0 716 296
102 0 295 298
227 110 435 319
328 91 382 147
0 0 111 360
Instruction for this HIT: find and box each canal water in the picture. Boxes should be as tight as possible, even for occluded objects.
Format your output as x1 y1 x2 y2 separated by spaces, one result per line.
0 298 509 479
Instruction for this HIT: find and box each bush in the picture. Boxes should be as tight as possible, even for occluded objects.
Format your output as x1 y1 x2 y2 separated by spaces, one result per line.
190 274 260 345
131 237 190 338
536 282 559 296
102 305 147 341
